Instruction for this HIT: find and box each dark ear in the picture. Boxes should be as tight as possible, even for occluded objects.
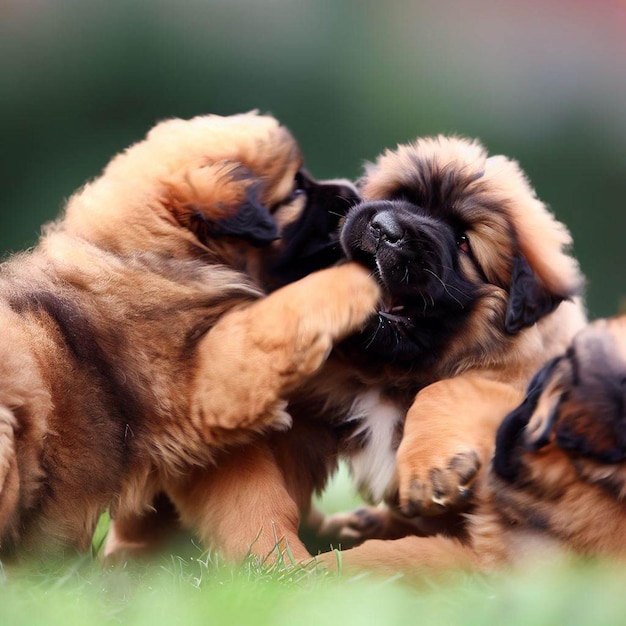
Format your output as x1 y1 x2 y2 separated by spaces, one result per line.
189 185 278 248
268 176 359 287
505 255 565 334
493 357 560 482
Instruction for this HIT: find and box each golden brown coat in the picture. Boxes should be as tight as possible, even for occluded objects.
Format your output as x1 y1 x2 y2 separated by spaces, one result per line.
0 112 379 558
121 135 588 565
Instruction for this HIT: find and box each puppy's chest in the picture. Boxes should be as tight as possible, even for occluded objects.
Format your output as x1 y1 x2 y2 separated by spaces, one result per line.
342 388 406 503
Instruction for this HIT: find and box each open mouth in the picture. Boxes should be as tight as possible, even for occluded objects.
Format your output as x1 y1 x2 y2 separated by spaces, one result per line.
377 288 412 324
378 305 412 325
376 286 431 325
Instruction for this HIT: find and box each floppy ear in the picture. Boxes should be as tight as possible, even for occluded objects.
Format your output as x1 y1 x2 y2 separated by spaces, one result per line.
189 184 278 248
165 161 278 248
493 357 560 481
505 255 566 334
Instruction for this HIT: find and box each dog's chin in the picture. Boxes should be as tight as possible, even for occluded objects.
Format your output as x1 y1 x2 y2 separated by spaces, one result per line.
341 280 431 363
341 314 424 363
340 249 477 364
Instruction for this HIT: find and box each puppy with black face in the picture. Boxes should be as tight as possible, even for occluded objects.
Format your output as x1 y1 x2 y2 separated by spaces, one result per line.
340 198 479 363
308 135 590 563
0 112 380 561
326 137 586 514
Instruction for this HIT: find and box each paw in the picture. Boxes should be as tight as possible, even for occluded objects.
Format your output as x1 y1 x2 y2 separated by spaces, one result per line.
273 263 379 381
294 262 380 341
318 506 387 545
398 450 480 517
329 263 381 336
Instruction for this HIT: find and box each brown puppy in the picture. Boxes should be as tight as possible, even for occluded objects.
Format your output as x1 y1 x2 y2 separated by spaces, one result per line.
118 135 587 565
286 136 587 551
320 315 626 577
333 136 586 517
0 112 380 560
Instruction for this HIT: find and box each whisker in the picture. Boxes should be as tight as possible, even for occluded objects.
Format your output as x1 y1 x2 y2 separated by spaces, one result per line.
432 271 471 298
418 290 428 314
363 315 384 350
424 268 465 309
335 195 355 206
433 265 475 298
445 284 471 297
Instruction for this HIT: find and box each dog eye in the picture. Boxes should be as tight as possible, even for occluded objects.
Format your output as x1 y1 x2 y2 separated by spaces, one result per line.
456 233 470 253
286 171 307 202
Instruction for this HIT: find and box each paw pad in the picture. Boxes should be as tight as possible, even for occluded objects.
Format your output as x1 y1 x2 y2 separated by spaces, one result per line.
401 450 481 516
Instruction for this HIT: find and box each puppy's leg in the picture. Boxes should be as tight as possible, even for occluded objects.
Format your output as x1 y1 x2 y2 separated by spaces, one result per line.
311 505 422 549
0 407 19 538
164 442 310 563
315 505 466 547
315 534 479 578
189 262 379 441
396 376 522 516
104 494 180 562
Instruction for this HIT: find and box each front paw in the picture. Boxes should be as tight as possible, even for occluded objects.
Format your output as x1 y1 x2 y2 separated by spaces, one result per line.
397 445 480 517
293 262 381 342
254 263 379 387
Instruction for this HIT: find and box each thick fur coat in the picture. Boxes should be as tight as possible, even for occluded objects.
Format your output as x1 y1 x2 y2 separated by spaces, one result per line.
0 113 379 559
109 136 588 565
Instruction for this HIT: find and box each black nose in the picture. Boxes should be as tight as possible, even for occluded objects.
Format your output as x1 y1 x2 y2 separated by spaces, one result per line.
370 211 404 244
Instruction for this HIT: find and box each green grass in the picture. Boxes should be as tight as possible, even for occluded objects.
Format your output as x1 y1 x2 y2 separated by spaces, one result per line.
3 552 626 626
2 469 626 626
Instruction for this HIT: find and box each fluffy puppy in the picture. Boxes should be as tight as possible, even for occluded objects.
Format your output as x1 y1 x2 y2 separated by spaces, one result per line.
321 315 626 578
122 135 586 565
298 135 587 552
332 136 586 516
0 112 379 560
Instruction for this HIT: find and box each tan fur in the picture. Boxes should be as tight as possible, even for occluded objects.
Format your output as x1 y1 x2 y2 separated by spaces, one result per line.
0 112 379 558
319 315 626 576
116 135 589 566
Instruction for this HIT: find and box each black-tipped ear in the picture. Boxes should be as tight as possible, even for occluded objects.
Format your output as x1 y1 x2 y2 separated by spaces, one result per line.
493 358 559 482
189 186 278 248
505 255 565 334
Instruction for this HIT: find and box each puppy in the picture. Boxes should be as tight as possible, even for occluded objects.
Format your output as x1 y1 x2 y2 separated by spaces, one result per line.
113 135 587 565
334 135 586 514
320 315 626 577
0 112 379 559
291 136 588 551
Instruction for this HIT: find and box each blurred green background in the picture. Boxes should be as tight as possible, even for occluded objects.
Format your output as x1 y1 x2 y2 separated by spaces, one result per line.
2 0 625 318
